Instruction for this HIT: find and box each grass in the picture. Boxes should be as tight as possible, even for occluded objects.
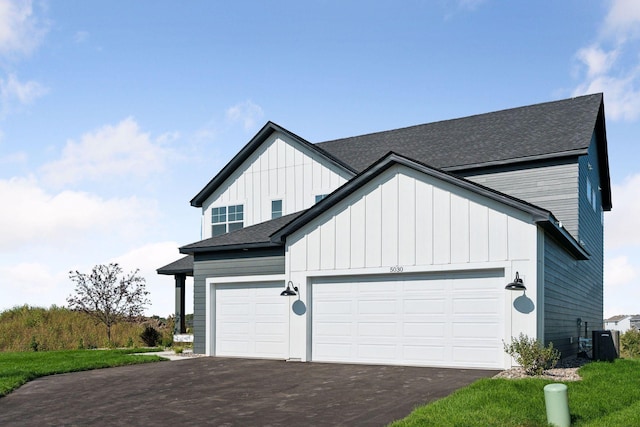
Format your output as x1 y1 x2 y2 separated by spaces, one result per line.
391 359 640 427
0 348 165 397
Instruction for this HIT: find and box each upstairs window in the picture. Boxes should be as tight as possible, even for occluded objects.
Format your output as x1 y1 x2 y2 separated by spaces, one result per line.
212 204 243 236
315 194 328 203
586 178 597 212
272 200 283 219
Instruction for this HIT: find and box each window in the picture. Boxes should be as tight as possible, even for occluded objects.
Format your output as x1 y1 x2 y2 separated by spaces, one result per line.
272 200 283 219
315 194 328 203
211 204 243 236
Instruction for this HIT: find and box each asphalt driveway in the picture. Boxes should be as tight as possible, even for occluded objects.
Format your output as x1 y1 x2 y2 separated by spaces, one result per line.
0 357 498 426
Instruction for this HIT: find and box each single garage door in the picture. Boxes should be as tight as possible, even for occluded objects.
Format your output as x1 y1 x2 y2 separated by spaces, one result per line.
312 271 505 368
215 282 289 359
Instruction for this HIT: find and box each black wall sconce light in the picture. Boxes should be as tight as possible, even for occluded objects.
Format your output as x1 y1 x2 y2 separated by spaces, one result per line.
505 272 526 291
280 281 299 296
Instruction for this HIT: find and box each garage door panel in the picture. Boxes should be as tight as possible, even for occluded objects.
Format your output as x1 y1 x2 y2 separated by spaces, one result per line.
453 346 502 364
453 322 500 339
312 274 504 368
215 282 288 359
315 322 351 336
403 345 446 361
358 344 396 359
316 300 352 314
404 322 446 338
358 322 396 337
404 298 446 314
454 298 500 314
358 300 396 314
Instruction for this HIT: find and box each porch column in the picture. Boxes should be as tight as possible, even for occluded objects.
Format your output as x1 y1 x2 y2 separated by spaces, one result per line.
174 273 186 334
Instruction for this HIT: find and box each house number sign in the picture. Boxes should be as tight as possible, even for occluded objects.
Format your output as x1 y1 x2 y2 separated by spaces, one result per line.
390 266 404 273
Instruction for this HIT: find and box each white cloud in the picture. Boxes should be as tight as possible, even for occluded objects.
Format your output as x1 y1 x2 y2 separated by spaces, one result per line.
40 117 172 187
110 241 193 317
604 254 640 317
0 0 47 57
0 262 63 298
0 73 48 116
605 255 637 287
605 173 640 250
0 150 26 164
0 176 150 251
573 0 640 121
225 100 264 131
74 30 89 44
575 45 619 78
603 0 640 41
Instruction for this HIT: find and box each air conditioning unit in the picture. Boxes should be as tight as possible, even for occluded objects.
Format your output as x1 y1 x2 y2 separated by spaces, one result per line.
592 330 619 362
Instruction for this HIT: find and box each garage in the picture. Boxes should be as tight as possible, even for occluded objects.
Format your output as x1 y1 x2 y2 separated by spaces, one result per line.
215 282 289 359
311 271 505 369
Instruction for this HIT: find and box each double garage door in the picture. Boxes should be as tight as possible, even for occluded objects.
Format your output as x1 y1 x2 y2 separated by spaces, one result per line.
312 272 505 369
214 272 505 368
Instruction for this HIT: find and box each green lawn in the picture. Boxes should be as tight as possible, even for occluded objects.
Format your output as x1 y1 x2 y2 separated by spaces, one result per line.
0 348 164 397
391 359 640 427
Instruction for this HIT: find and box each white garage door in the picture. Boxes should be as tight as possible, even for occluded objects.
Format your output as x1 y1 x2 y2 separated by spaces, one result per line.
215 282 289 359
312 272 505 368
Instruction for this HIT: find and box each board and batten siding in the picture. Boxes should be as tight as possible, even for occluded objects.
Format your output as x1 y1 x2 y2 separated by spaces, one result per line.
543 137 604 357
200 133 352 239
288 165 537 273
192 251 285 354
462 159 580 240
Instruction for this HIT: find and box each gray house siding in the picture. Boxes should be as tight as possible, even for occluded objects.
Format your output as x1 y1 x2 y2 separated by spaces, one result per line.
462 159 580 238
192 249 285 354
542 136 604 357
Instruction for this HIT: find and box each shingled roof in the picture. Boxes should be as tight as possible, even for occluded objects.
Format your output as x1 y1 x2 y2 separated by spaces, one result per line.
180 211 305 254
316 93 604 173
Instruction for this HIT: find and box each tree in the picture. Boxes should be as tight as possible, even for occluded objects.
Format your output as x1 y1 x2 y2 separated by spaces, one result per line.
67 263 150 343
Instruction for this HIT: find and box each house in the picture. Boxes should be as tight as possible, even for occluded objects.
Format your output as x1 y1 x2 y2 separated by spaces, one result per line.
158 93 611 369
604 315 640 333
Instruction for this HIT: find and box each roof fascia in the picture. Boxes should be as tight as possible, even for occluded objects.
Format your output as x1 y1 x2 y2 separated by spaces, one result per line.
190 121 356 207
179 241 282 255
595 99 612 211
444 149 585 173
271 152 553 243
539 218 590 260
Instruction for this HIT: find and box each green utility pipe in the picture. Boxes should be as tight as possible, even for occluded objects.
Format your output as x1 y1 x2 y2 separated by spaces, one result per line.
544 383 570 427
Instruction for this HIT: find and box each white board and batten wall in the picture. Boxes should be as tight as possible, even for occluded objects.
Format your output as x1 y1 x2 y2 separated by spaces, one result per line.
199 133 352 238
284 165 540 369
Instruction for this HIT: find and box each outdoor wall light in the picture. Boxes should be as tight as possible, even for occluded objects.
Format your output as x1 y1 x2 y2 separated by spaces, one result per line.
280 281 299 296
505 272 526 291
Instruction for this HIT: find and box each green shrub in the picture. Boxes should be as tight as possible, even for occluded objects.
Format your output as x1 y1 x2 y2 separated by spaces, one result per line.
504 333 560 376
621 329 640 358
140 325 161 347
30 336 39 352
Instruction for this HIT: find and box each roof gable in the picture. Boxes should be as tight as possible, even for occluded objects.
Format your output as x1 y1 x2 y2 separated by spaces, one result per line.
270 152 588 260
190 121 356 207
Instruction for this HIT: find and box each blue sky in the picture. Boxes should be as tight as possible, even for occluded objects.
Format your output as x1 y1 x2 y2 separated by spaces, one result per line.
1 0 638 318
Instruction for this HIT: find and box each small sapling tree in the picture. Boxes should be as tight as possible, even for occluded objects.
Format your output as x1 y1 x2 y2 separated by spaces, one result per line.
67 263 150 343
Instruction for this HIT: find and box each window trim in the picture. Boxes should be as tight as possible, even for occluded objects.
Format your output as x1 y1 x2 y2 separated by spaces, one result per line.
211 204 244 236
271 199 283 219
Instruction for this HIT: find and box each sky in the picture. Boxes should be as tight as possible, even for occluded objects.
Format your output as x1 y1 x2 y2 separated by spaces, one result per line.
0 0 639 318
